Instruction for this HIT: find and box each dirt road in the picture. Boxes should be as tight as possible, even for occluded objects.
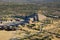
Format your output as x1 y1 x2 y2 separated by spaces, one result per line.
0 30 16 40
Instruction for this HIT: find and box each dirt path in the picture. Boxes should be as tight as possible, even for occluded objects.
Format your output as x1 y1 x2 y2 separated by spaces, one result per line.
0 30 15 40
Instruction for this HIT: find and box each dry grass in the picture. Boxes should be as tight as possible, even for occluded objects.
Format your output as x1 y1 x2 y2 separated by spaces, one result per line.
0 19 60 40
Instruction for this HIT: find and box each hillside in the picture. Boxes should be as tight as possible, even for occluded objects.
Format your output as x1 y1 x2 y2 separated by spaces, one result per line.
0 4 41 16
0 0 60 17
0 0 60 3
